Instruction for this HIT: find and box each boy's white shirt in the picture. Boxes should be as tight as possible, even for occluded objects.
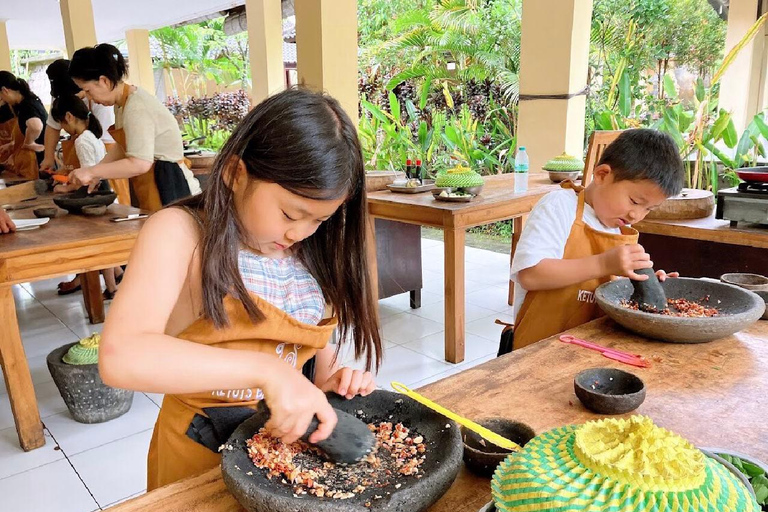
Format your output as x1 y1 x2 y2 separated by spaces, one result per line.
510 189 621 322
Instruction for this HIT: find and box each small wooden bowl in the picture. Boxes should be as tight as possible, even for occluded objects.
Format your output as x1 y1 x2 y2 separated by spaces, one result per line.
33 207 58 218
82 205 107 216
574 368 646 415
461 418 535 477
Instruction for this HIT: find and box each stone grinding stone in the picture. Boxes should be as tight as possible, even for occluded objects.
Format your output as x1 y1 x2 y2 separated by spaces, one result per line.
47 343 134 424
221 390 464 512
255 400 376 464
596 277 766 343
630 267 668 312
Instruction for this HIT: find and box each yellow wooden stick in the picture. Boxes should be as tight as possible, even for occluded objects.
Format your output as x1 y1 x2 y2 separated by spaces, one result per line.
390 382 521 451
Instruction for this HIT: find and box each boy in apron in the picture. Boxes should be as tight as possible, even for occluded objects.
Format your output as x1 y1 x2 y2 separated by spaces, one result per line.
503 129 685 354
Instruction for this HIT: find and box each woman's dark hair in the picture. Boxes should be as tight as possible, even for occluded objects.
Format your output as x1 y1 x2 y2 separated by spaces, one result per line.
51 95 103 139
0 71 40 102
178 88 382 370
46 59 81 98
69 43 127 89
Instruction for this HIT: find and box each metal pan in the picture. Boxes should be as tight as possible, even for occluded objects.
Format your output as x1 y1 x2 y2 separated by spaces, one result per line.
736 167 768 182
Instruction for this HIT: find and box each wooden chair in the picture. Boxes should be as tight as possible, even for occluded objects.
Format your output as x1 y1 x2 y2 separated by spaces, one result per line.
582 130 623 186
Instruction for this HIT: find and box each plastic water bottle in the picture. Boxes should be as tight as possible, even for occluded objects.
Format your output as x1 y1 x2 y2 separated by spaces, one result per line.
514 146 529 193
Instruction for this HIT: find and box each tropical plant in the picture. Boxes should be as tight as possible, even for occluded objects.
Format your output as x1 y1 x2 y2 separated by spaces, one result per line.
166 90 251 152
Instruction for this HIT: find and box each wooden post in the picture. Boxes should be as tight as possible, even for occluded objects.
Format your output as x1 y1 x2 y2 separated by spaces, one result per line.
516 0 593 173
0 21 11 72
294 0 359 125
246 0 286 105
59 0 98 57
126 29 155 94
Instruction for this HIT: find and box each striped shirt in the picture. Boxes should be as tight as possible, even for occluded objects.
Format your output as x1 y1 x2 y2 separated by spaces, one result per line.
238 250 325 325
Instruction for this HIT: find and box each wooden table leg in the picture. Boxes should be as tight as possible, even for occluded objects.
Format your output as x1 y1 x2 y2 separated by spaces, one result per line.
366 215 379 306
444 227 466 364
81 271 105 324
508 215 527 306
0 287 45 451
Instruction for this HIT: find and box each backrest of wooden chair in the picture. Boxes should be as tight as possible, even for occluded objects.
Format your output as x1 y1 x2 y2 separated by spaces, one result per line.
583 130 623 186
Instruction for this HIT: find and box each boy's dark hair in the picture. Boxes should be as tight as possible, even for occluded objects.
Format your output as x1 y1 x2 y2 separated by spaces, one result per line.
177 87 382 371
51 95 103 139
69 44 127 89
598 129 684 197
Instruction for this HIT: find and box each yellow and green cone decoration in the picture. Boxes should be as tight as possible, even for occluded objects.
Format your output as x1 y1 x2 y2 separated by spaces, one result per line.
491 416 758 512
63 333 100 365
542 153 584 172
435 164 485 188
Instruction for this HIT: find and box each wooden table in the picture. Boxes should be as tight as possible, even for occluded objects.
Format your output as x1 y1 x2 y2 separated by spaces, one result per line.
635 213 768 248
106 316 768 512
367 174 558 363
0 199 145 451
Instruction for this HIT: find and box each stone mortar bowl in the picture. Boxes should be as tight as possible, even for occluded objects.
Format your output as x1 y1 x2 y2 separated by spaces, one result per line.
755 291 768 320
33 207 58 218
53 188 116 214
720 272 768 292
461 418 535 477
82 205 108 216
221 390 463 512
574 367 646 415
595 277 765 343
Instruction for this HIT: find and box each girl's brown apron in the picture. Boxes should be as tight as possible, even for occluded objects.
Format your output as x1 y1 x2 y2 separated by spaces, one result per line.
4 117 38 180
512 183 639 350
60 135 130 205
147 293 337 490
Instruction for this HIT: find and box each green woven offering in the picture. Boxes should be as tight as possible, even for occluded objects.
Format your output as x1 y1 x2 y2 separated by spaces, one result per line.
435 164 485 188
63 333 100 365
491 415 758 512
542 153 584 172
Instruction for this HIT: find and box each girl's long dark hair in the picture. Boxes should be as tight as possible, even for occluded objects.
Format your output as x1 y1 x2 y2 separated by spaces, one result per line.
47 59 81 98
178 88 382 370
69 43 127 89
0 71 40 102
51 95 103 139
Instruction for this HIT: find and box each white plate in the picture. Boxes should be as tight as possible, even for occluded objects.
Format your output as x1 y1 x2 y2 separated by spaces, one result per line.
14 218 50 231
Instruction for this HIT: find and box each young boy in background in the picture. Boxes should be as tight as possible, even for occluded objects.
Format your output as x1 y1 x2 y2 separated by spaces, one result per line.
505 129 684 353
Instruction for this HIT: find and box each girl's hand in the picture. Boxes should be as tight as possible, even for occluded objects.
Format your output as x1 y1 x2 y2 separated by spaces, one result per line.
320 367 377 399
53 183 78 194
0 209 16 234
69 167 101 193
39 157 56 174
261 363 338 445
656 270 678 282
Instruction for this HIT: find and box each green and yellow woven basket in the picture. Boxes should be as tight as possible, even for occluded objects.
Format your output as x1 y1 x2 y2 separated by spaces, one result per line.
63 333 100 365
491 416 758 512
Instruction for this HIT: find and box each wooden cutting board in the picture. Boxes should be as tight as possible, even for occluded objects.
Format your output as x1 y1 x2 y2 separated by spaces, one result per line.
645 188 714 220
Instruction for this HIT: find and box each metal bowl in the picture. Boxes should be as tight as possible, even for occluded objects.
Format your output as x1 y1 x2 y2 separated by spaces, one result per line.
543 170 581 183
595 277 765 343
221 390 463 512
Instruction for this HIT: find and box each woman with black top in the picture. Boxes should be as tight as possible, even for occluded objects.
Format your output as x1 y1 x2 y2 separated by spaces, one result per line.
0 71 47 180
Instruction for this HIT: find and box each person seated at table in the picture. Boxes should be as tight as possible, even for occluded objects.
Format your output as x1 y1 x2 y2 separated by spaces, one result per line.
0 71 47 180
50 94 123 299
98 88 383 490
0 208 15 233
503 129 684 355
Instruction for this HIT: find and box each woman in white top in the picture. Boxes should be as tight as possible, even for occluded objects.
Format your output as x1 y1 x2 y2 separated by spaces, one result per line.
39 59 115 174
66 44 200 210
51 94 124 298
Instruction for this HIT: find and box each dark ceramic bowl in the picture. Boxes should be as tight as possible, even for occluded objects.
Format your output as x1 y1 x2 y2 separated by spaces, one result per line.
461 418 534 477
720 273 768 292
221 390 463 512
33 207 57 218
53 188 116 214
574 367 646 415
595 277 765 343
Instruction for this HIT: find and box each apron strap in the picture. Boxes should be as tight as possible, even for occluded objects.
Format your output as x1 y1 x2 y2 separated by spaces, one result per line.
560 180 588 228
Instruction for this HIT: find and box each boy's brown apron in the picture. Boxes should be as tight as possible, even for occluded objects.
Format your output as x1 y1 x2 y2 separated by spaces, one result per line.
2 117 38 180
59 136 130 205
147 293 337 490
512 183 639 350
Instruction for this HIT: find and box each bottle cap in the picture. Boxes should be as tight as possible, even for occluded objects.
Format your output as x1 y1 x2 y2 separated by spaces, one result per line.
519 147 526 151
416 159 422 165
406 159 412 165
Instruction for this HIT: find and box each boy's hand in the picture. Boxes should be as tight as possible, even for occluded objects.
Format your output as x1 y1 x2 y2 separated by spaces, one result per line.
601 244 653 280
656 270 679 281
320 367 376 399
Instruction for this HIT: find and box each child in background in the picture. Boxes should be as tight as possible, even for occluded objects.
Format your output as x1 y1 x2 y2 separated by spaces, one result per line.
50 94 123 299
99 88 383 490
505 129 684 353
